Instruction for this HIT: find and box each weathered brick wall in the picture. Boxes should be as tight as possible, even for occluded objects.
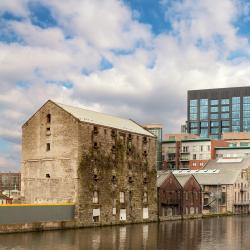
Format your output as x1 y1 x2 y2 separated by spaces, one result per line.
76 124 158 225
182 177 202 215
21 101 79 203
158 174 182 216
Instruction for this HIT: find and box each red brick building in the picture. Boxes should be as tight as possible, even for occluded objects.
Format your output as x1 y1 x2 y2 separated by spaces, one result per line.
175 175 202 216
157 172 202 219
157 172 182 217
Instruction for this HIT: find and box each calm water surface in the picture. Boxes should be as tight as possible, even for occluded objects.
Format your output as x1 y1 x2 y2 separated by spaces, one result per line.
0 216 249 250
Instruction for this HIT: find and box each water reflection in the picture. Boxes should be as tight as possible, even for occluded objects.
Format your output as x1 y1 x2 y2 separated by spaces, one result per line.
0 216 250 250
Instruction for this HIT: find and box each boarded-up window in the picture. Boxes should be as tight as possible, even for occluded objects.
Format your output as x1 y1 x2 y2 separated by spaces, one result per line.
167 208 172 216
195 207 199 214
120 209 126 221
143 207 149 219
143 192 148 203
93 208 100 222
93 191 99 203
120 192 125 203
190 207 194 214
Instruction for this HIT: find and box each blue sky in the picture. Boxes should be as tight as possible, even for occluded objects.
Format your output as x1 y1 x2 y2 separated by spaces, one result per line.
1 0 250 171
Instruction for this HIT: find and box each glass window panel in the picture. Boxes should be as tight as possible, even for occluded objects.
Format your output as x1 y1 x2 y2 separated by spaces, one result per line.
221 113 229 119
243 96 250 104
232 104 240 111
222 121 230 127
190 100 198 106
211 106 218 113
232 126 240 132
232 112 240 119
190 107 198 113
232 97 240 104
243 111 250 118
210 113 219 119
210 134 220 139
210 99 219 106
200 99 208 105
190 122 198 128
221 106 230 112
211 121 219 127
200 121 208 127
243 126 250 132
222 127 230 133
243 104 250 111
200 113 208 120
200 129 208 137
200 106 208 112
243 118 250 125
190 113 198 121
211 128 219 134
190 129 198 134
221 99 230 105
232 119 240 126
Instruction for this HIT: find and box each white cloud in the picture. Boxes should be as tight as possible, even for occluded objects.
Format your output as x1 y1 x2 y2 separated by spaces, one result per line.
0 0 28 17
0 156 18 170
43 0 152 49
0 0 250 171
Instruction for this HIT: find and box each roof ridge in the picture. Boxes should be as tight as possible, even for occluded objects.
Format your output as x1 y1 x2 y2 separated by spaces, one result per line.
55 101 129 121
54 101 153 137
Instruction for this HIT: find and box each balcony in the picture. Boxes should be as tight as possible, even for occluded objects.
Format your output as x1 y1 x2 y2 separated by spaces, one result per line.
234 201 250 206
180 158 189 161
240 188 248 192
167 149 176 154
167 158 176 162
180 151 190 154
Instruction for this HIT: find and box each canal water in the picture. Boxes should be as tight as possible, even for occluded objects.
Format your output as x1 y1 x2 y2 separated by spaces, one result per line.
0 216 249 250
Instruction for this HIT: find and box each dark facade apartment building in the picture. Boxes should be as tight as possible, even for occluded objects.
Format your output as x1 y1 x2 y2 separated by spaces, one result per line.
0 173 21 192
187 86 250 139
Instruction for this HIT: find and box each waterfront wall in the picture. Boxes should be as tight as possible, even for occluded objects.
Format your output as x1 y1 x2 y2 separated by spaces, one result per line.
0 204 75 225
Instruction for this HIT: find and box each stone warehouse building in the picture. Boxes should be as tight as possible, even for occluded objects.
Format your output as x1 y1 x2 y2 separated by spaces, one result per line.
21 100 158 225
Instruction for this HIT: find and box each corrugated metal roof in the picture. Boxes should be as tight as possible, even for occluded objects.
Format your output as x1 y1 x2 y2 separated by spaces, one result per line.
174 169 241 185
55 102 154 137
192 170 240 185
204 158 250 171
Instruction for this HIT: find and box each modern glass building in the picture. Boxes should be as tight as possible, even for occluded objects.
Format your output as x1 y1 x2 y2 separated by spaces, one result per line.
144 124 163 169
187 86 250 139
